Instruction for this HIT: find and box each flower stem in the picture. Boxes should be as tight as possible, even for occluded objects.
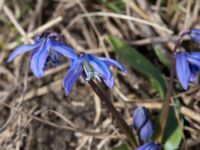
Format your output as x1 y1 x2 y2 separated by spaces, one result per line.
88 80 137 149
155 30 190 142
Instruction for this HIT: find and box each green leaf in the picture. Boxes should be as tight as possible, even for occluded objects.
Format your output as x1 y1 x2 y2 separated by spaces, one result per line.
107 36 167 98
153 45 170 68
112 145 129 150
162 106 182 150
97 0 125 13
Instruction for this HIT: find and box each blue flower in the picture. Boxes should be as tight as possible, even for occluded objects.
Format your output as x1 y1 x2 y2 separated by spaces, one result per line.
133 107 148 129
136 142 161 150
63 53 126 95
175 51 200 90
190 29 200 44
139 120 153 142
7 32 77 77
133 107 153 142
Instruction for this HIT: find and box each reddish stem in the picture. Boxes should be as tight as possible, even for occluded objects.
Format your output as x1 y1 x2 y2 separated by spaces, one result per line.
156 30 190 142
88 80 137 149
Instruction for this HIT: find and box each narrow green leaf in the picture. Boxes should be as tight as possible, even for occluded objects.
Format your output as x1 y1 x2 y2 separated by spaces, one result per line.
96 0 125 13
107 36 167 98
106 3 122 13
162 106 182 150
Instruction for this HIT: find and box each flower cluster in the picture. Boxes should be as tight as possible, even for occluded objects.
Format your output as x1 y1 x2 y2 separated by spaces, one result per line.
133 107 161 150
175 29 200 89
63 52 126 95
7 32 126 95
7 32 77 77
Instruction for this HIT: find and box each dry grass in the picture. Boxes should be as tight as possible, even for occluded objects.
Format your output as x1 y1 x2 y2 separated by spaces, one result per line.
0 0 200 149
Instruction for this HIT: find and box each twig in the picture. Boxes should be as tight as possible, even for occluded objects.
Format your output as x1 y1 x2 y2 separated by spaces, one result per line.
3 5 32 44
74 12 173 34
129 35 190 46
0 101 105 137
7 16 63 50
0 0 5 12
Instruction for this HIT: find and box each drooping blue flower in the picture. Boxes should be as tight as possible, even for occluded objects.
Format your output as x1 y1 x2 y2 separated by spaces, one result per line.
175 51 200 90
139 120 153 142
133 107 148 130
190 29 200 44
63 53 126 95
133 107 153 142
7 32 77 77
136 142 161 150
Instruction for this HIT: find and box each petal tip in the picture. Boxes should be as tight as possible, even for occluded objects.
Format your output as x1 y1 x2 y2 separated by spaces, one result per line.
7 57 12 63
182 84 189 90
123 68 127 74
65 91 69 96
63 82 70 96
34 72 44 78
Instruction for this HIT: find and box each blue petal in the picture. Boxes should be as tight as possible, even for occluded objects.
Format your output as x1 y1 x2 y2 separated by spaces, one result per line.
98 57 127 73
63 62 82 95
139 120 153 142
189 64 199 82
49 38 77 59
188 53 200 67
136 142 152 150
190 29 200 44
136 142 161 150
103 76 114 88
189 73 197 83
87 54 112 79
30 41 49 77
133 107 148 130
51 50 61 66
34 35 42 44
44 56 51 68
7 43 40 62
188 52 200 60
187 58 200 68
176 52 191 90
190 64 200 73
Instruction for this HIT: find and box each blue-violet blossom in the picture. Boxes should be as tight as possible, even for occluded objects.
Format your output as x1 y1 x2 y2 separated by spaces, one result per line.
190 29 200 44
133 107 148 129
63 53 126 95
7 32 77 77
136 142 161 150
133 107 153 142
176 51 200 90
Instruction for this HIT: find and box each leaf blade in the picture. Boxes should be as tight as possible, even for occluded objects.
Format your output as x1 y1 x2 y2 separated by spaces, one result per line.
107 36 167 98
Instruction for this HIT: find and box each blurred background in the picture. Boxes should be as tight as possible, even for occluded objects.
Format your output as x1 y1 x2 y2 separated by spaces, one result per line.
0 0 200 149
